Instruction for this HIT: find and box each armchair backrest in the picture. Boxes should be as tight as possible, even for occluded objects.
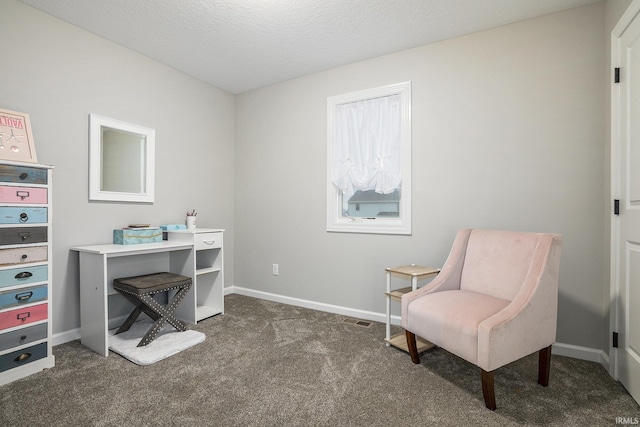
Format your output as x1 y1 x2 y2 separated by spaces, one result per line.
459 229 555 301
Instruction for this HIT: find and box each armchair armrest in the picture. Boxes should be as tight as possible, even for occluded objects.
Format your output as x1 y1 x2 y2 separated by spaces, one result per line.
401 229 472 329
477 234 562 371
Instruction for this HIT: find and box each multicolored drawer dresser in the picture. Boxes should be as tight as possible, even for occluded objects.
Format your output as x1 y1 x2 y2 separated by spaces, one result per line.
0 161 54 385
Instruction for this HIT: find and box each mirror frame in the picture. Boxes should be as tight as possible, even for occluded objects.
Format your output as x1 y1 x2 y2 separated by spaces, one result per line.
89 114 155 203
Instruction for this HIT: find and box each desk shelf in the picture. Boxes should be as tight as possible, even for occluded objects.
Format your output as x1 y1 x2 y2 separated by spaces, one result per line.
197 305 223 321
169 229 224 323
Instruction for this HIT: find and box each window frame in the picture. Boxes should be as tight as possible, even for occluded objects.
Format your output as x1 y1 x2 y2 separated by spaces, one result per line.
326 81 412 235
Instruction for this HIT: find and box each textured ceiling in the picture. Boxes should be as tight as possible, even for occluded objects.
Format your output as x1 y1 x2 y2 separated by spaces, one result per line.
17 0 600 94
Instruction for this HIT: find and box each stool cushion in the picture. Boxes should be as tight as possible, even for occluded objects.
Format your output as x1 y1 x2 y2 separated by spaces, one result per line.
113 272 192 295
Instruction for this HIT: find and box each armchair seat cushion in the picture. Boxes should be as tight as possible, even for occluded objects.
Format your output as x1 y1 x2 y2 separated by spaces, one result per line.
404 290 510 365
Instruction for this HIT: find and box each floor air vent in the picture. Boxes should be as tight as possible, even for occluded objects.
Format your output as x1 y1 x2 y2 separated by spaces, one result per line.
342 318 372 327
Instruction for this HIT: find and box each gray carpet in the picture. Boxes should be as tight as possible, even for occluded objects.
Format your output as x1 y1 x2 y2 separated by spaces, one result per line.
1 294 638 426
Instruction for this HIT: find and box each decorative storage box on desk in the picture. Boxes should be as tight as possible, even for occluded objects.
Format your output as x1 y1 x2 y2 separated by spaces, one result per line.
113 228 162 245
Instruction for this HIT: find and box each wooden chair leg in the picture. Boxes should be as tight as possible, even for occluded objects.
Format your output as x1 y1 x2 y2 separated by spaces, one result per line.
538 345 552 386
405 330 421 364
481 369 497 410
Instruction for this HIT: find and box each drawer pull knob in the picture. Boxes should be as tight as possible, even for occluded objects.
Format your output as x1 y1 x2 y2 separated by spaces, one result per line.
20 335 27 341
21 254 28 260
15 271 33 279
14 353 32 363
19 212 28 222
15 291 33 301
16 190 30 200
203 240 215 245
18 232 31 241
16 312 31 322
19 172 28 180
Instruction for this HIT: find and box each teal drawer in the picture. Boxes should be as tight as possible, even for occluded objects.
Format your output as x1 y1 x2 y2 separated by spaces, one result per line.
0 265 48 289
0 207 47 224
0 285 47 310
0 165 47 185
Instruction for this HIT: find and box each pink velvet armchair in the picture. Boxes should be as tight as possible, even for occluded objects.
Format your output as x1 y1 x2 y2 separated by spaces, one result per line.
401 229 562 410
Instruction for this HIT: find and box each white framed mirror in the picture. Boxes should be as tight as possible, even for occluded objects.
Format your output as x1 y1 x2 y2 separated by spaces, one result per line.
89 114 155 203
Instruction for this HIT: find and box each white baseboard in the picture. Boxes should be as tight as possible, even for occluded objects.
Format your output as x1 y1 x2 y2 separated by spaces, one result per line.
552 342 610 368
227 285 387 323
52 285 611 371
52 314 133 347
53 328 80 346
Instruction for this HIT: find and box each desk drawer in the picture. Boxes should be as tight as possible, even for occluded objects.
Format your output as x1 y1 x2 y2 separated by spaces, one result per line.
195 232 222 250
0 227 47 246
0 165 47 185
0 266 48 290
0 207 47 225
0 185 47 204
0 246 47 267
0 323 47 352
0 285 47 310
0 303 47 331
0 342 47 373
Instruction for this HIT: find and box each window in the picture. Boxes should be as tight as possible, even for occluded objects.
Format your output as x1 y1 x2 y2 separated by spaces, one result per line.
326 82 411 235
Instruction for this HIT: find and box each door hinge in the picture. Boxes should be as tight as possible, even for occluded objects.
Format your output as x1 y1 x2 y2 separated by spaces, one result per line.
613 332 619 348
615 199 620 215
615 67 621 83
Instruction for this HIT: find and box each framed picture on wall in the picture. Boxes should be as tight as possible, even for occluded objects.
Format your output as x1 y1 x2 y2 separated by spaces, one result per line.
0 108 37 163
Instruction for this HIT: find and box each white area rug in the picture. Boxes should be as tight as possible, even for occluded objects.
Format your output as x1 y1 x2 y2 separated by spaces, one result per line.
108 320 205 365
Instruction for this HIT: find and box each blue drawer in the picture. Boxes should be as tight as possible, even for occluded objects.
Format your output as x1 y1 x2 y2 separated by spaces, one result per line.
0 285 47 310
0 265 48 290
0 207 47 224
0 342 47 373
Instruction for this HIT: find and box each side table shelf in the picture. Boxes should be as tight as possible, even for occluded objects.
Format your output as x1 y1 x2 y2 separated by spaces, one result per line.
385 264 439 353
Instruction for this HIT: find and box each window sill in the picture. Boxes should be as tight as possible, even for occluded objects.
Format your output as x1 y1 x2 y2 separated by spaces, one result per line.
327 218 411 235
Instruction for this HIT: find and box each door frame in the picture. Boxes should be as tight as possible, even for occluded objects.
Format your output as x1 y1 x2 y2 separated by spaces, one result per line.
610 0 640 381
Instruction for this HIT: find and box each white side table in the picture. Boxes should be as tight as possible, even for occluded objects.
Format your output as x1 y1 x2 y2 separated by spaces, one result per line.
385 264 439 352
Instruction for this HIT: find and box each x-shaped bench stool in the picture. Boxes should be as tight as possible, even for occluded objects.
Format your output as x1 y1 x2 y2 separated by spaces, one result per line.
113 272 192 347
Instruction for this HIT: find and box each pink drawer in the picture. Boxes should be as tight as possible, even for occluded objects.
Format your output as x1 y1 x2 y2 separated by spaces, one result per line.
0 186 47 204
0 303 47 330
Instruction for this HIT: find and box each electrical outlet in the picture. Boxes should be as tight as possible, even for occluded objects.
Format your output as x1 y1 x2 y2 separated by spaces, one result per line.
272 264 279 276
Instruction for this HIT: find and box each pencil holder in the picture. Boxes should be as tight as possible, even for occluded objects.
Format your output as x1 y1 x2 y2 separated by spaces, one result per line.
186 216 196 230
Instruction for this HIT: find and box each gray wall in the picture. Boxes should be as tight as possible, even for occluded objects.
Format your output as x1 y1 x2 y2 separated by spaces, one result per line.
0 0 236 335
0 0 616 355
234 3 607 350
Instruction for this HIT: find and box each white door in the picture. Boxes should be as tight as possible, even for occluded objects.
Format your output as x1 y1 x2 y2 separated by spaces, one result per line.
613 1 640 406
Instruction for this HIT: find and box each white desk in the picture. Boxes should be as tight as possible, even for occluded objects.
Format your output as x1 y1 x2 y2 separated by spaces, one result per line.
71 241 195 356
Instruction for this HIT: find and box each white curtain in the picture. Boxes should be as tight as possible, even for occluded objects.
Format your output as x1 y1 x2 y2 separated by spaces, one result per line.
331 94 402 200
